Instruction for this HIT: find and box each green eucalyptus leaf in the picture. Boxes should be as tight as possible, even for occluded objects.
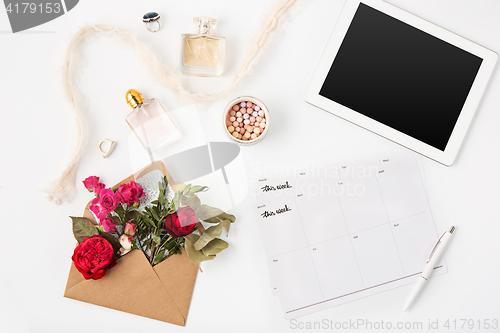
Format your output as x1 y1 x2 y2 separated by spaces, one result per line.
195 204 224 221
153 251 165 265
151 207 160 221
203 211 237 224
181 195 201 211
153 235 161 244
173 183 186 193
143 216 154 227
220 219 231 236
189 185 209 193
128 210 143 220
71 217 98 243
184 234 216 263
194 223 224 251
183 183 192 194
158 190 164 205
201 239 229 256
162 176 169 188
172 192 180 212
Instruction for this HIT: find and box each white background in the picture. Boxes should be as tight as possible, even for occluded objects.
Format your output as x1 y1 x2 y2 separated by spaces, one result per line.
1 0 499 332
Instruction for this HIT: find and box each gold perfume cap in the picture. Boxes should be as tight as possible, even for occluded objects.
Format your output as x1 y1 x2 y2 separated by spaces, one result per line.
126 89 144 108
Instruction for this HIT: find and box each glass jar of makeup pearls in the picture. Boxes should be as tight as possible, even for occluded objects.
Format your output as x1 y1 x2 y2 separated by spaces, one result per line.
223 96 270 146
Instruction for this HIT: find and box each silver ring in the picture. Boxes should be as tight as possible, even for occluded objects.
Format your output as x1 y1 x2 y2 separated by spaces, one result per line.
98 139 116 158
143 12 161 33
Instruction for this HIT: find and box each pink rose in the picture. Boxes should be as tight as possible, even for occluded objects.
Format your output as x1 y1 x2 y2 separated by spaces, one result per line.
94 183 106 196
101 217 118 233
119 234 134 255
124 222 136 236
117 181 145 206
83 176 100 192
89 188 121 220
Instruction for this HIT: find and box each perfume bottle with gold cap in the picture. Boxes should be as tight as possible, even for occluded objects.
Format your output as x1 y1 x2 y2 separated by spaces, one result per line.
125 89 180 154
180 17 225 77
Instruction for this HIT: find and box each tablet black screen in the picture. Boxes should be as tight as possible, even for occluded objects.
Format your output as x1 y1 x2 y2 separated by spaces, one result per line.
319 3 483 151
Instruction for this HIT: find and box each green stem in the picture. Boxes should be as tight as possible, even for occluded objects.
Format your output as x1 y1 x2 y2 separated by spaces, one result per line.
157 235 173 251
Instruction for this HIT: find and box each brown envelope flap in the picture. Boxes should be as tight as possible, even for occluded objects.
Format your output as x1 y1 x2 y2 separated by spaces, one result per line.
154 249 199 317
64 161 198 325
64 250 187 326
65 161 174 291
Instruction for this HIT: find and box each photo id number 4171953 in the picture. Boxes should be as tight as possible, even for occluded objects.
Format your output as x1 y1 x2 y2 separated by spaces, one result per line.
5 2 62 14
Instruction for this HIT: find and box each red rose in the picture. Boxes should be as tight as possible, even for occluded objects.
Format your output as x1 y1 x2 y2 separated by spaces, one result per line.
90 188 120 220
164 206 198 237
117 181 145 206
72 235 117 280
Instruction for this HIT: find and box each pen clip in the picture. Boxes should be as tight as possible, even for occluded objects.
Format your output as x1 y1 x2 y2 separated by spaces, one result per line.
427 226 455 263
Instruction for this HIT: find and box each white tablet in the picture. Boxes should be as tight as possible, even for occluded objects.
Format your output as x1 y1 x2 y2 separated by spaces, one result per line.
304 0 497 166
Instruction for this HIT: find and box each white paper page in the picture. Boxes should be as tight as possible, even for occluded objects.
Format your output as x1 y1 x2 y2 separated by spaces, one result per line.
261 154 428 296
254 156 446 318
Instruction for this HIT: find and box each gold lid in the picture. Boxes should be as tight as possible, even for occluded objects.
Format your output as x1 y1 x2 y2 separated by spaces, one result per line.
126 89 144 108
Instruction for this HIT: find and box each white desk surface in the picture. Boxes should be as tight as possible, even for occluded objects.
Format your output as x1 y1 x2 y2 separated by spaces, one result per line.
1 1 499 332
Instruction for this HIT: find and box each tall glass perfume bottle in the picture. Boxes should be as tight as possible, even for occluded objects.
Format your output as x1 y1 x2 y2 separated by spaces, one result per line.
125 89 180 155
180 17 225 77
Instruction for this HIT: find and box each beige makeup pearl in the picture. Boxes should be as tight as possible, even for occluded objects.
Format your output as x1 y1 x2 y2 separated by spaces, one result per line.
244 132 251 139
232 131 239 138
237 117 243 122
230 110 236 116
236 112 242 117
230 116 236 122
254 127 261 134
228 126 235 133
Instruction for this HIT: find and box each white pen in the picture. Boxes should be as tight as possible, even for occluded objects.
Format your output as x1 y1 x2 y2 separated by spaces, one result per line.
403 226 456 312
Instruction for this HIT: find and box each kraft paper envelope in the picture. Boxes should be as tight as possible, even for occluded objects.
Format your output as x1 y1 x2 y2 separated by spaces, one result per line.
64 161 199 326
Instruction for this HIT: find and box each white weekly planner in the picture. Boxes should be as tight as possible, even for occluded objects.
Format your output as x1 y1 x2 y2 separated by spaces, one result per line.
253 156 446 318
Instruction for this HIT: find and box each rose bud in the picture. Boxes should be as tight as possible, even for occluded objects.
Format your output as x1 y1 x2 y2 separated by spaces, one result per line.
82 176 100 192
72 235 117 280
119 234 134 255
124 222 137 236
164 206 198 238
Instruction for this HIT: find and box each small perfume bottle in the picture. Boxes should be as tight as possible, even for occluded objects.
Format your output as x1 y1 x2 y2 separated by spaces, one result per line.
180 17 225 77
125 89 180 154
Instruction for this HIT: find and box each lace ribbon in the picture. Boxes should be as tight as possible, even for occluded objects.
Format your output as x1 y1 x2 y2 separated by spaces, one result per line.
44 0 300 204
